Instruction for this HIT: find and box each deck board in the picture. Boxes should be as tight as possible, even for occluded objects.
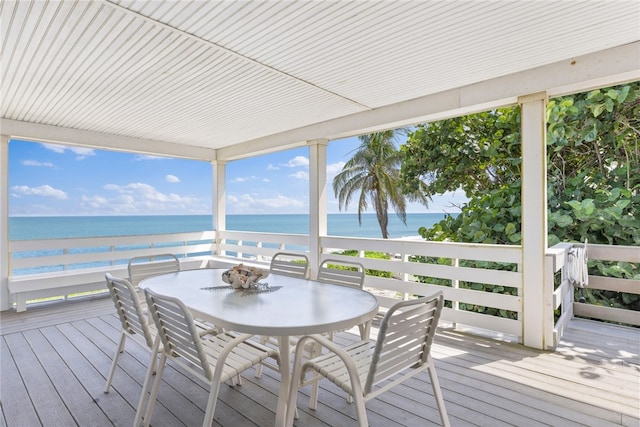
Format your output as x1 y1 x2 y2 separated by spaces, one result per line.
1 338 41 426
1 296 638 427
3 332 77 426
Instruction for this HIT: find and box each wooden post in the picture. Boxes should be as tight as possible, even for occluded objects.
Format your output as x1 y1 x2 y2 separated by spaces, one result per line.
308 139 328 280
0 135 9 311
519 92 548 349
212 160 226 256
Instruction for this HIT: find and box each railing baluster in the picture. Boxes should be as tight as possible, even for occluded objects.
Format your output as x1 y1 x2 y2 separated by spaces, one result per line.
452 257 459 329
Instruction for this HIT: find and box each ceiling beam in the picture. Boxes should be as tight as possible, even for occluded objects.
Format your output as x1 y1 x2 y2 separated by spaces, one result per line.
218 42 640 160
0 119 217 160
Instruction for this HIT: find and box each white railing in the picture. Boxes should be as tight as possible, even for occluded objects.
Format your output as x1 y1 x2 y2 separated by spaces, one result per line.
216 231 524 340
320 236 523 339
548 242 640 347
7 230 636 349
8 231 215 311
215 230 309 262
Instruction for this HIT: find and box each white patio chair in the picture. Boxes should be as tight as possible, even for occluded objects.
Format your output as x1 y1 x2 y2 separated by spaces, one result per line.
104 273 234 394
103 273 155 393
136 288 279 427
128 252 223 331
286 291 450 427
127 253 180 286
269 252 309 279
317 258 369 340
255 252 311 379
317 258 365 288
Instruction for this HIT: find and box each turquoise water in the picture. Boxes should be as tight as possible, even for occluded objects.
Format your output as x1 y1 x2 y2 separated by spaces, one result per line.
9 213 453 275
9 213 451 241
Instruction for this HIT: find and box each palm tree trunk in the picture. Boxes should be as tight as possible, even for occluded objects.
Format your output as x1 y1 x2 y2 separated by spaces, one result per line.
374 191 389 238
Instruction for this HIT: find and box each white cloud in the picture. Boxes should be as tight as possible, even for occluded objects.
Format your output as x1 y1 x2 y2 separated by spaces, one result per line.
41 143 66 154
165 174 180 183
103 182 187 203
80 194 110 208
283 156 309 168
22 160 55 168
289 171 309 180
81 194 138 214
41 143 95 159
70 147 96 160
134 154 169 161
326 161 346 179
266 164 279 171
11 184 68 200
231 176 259 183
94 182 204 213
226 193 305 214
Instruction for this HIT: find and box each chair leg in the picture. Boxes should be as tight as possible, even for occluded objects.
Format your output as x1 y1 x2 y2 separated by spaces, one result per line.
255 336 269 378
255 362 263 378
286 339 310 426
359 321 371 340
203 338 239 427
427 360 450 427
309 379 320 410
202 380 222 427
134 340 161 427
350 325 368 406
233 374 243 386
143 353 167 427
353 392 369 427
340 358 367 427
104 332 126 393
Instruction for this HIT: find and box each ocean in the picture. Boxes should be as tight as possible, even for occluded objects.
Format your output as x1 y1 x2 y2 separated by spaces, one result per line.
9 213 452 241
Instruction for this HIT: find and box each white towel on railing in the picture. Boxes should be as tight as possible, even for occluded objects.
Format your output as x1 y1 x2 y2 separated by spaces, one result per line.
567 240 588 288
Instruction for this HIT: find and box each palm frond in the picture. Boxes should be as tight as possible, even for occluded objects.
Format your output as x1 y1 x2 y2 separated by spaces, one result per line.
332 129 430 237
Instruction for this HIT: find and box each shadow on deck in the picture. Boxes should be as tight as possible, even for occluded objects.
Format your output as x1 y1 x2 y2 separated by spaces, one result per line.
1 296 638 426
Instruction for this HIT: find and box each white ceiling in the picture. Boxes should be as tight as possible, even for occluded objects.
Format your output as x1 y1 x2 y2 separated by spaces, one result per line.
1 0 639 160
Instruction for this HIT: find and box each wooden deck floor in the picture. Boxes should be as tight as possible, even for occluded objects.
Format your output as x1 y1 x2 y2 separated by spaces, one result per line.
1 296 638 427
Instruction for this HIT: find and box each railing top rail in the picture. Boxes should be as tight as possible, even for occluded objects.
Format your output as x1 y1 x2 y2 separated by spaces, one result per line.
587 243 639 263
10 231 216 251
321 235 522 263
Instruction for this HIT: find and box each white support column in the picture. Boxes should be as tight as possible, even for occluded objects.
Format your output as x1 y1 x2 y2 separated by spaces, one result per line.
1 135 10 311
212 160 226 256
519 92 548 349
308 139 328 279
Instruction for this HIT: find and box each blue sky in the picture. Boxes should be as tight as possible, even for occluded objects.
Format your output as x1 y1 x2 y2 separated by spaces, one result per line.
8 137 466 216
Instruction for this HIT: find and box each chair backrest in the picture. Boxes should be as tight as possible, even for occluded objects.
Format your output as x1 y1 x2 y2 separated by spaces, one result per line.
105 273 154 348
143 288 213 381
317 258 365 289
365 291 444 394
270 252 309 279
128 254 180 286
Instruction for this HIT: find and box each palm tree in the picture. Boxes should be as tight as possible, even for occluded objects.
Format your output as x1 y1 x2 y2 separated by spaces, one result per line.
333 130 430 238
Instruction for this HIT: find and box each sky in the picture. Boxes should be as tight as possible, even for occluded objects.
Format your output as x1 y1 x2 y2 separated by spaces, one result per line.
7 137 467 216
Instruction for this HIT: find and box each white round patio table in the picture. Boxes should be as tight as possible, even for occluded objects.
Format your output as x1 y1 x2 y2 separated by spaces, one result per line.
139 268 379 427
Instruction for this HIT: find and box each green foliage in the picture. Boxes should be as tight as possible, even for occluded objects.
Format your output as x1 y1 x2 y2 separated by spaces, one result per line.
400 108 521 197
548 185 640 246
418 181 522 244
401 82 640 316
334 250 393 278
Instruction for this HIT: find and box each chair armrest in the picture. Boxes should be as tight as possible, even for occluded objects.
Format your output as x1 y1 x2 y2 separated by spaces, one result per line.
293 334 366 378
